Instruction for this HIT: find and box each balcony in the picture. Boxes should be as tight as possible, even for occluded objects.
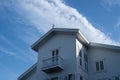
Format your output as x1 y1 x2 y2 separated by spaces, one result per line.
42 56 64 73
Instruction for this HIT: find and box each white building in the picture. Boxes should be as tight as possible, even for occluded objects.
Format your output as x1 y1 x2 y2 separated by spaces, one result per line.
18 28 120 80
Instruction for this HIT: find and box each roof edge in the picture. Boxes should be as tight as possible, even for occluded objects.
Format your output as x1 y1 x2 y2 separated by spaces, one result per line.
90 42 120 50
31 28 81 52
18 63 37 80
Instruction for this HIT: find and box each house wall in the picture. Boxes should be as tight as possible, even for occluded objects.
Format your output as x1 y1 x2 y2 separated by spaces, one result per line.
36 33 77 80
88 47 120 80
76 39 88 80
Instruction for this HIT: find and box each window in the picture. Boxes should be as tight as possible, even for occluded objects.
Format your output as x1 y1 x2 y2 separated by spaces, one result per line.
52 49 59 57
96 62 99 71
95 60 104 71
100 61 104 70
84 62 88 71
84 52 88 71
79 50 82 57
80 59 82 66
84 53 88 62
68 74 73 80
52 49 59 62
79 50 82 66
80 75 83 80
115 76 120 80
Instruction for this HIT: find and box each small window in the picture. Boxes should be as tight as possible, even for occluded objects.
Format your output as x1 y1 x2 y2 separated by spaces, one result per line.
80 59 82 66
80 75 83 80
52 49 59 57
52 50 55 57
79 50 82 66
96 62 100 71
85 62 88 71
115 76 120 80
68 74 73 80
84 52 88 62
79 50 82 57
100 61 104 70
56 49 59 56
52 49 59 62
95 60 104 72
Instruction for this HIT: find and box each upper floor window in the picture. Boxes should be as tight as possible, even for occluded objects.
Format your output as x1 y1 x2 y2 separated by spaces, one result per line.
84 52 88 71
96 60 104 72
52 49 59 62
84 52 88 63
52 49 59 57
79 50 82 66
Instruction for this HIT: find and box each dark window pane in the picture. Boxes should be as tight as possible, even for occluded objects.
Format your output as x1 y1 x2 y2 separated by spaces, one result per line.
68 74 72 80
52 50 55 57
84 53 88 62
80 76 83 80
80 59 82 66
56 49 59 56
115 76 119 80
79 50 82 57
96 62 99 71
100 61 104 70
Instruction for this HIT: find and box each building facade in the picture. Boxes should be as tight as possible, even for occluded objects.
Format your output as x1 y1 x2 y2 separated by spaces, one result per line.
18 28 120 80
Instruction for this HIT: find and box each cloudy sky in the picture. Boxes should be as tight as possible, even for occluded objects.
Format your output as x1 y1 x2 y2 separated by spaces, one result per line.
0 0 120 80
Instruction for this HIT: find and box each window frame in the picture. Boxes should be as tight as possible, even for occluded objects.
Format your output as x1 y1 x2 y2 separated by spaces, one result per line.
95 59 105 72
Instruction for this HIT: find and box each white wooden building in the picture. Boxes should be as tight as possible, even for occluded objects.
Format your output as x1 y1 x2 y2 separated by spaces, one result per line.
18 28 120 80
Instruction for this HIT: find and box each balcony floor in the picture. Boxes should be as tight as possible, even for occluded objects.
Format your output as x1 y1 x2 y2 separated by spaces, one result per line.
42 65 63 73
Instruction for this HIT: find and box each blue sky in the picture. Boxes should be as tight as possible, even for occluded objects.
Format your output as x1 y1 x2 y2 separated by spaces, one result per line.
0 0 120 80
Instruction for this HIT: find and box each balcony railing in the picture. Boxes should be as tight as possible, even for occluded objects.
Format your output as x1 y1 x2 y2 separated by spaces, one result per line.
42 56 64 73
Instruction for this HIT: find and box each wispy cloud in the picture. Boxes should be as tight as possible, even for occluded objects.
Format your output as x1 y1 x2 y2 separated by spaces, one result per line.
13 26 40 45
0 34 36 62
0 46 16 56
100 0 120 10
101 0 120 7
115 18 120 28
14 0 119 45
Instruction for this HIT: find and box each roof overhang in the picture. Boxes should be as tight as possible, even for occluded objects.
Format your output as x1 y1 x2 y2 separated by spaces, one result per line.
31 28 120 52
31 28 90 52
90 42 120 51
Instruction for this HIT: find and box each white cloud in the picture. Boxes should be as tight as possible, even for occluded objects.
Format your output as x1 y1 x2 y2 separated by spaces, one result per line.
101 0 120 8
15 0 119 45
0 46 16 56
115 18 120 28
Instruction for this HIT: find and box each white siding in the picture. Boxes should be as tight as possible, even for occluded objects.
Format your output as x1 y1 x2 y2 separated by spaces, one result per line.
36 33 77 80
76 39 88 80
88 47 120 80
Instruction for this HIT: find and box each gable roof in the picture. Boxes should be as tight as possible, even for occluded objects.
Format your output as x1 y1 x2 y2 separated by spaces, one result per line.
31 28 89 52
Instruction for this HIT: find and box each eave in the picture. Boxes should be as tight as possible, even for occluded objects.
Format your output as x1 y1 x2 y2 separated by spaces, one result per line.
31 28 90 52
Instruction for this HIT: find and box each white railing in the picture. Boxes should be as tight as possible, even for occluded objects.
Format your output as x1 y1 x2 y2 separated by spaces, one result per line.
42 56 64 70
